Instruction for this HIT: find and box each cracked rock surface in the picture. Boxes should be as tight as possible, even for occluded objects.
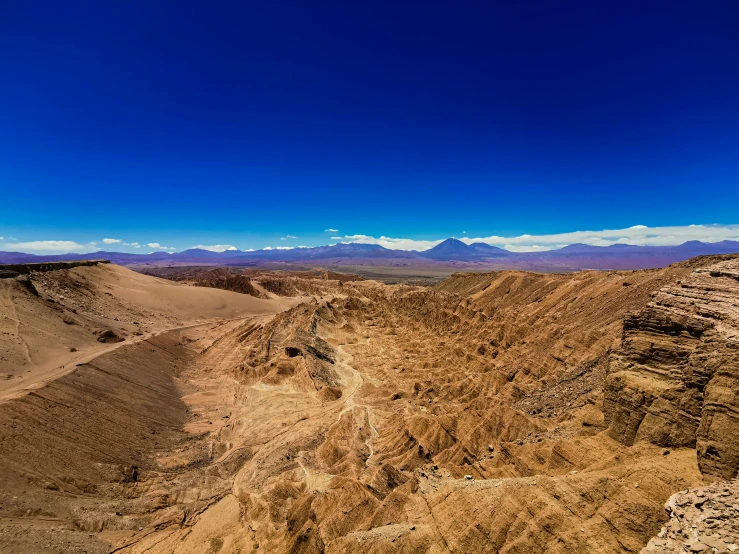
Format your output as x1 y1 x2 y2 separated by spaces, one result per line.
642 480 739 553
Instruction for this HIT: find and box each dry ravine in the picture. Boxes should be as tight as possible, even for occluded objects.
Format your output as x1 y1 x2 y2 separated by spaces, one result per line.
0 257 738 553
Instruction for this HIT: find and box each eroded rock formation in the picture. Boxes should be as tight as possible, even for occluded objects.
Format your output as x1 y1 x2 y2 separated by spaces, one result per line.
642 480 739 553
3 257 739 552
604 257 739 479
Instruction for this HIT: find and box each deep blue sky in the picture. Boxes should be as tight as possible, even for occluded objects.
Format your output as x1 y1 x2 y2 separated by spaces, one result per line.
1 1 738 252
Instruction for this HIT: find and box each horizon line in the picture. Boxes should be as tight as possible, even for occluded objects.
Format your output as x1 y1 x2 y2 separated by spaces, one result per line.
2 223 739 255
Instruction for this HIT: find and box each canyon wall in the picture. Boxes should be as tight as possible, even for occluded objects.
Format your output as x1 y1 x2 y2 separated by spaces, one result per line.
604 257 739 479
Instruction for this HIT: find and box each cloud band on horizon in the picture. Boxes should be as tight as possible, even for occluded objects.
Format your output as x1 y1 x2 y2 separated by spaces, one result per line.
338 224 739 252
1 224 738 255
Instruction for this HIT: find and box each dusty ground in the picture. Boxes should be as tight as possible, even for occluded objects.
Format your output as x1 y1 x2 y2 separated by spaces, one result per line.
0 258 737 553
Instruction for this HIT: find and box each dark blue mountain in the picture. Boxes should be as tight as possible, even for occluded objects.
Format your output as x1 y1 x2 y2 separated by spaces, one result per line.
419 238 511 260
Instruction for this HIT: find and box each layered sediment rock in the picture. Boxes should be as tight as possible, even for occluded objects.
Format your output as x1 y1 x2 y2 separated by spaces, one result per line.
604 257 739 479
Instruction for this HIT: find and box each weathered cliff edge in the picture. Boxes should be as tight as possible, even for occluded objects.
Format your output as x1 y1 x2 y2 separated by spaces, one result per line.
0 260 110 278
604 256 739 480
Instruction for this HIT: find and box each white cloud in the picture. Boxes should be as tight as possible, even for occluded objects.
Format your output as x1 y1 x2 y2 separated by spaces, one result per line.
191 244 238 252
3 240 98 254
340 234 443 251
503 244 555 252
147 242 174 251
0 236 4 240
461 224 739 251
333 224 739 252
134 244 141 248
330 236 342 240
280 235 297 240
102 238 121 244
123 242 139 247
263 246 294 250
324 229 338 233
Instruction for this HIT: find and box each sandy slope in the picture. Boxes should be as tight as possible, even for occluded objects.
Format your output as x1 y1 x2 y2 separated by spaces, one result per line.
0 264 301 401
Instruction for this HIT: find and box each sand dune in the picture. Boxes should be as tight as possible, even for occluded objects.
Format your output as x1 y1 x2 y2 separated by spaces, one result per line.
0 264 301 401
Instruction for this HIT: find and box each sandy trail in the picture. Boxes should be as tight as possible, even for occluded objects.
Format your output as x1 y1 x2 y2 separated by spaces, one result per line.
334 337 380 465
3 285 32 365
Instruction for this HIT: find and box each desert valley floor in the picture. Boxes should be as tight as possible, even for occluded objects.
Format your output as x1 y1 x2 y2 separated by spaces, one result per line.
1 259 738 553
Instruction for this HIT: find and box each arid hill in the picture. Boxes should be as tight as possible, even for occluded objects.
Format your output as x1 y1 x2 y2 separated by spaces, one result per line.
140 266 364 299
0 257 737 553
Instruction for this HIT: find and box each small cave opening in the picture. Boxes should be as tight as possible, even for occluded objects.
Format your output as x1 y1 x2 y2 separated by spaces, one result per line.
285 346 303 358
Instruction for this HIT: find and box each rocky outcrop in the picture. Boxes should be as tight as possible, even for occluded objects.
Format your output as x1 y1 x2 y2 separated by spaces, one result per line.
642 480 739 553
604 257 739 479
97 329 125 343
195 273 264 298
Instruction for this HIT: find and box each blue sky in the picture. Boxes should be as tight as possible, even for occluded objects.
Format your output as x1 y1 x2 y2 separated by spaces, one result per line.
1 1 738 253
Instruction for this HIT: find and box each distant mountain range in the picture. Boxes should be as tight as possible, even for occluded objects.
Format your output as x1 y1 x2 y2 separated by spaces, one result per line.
2 238 739 271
